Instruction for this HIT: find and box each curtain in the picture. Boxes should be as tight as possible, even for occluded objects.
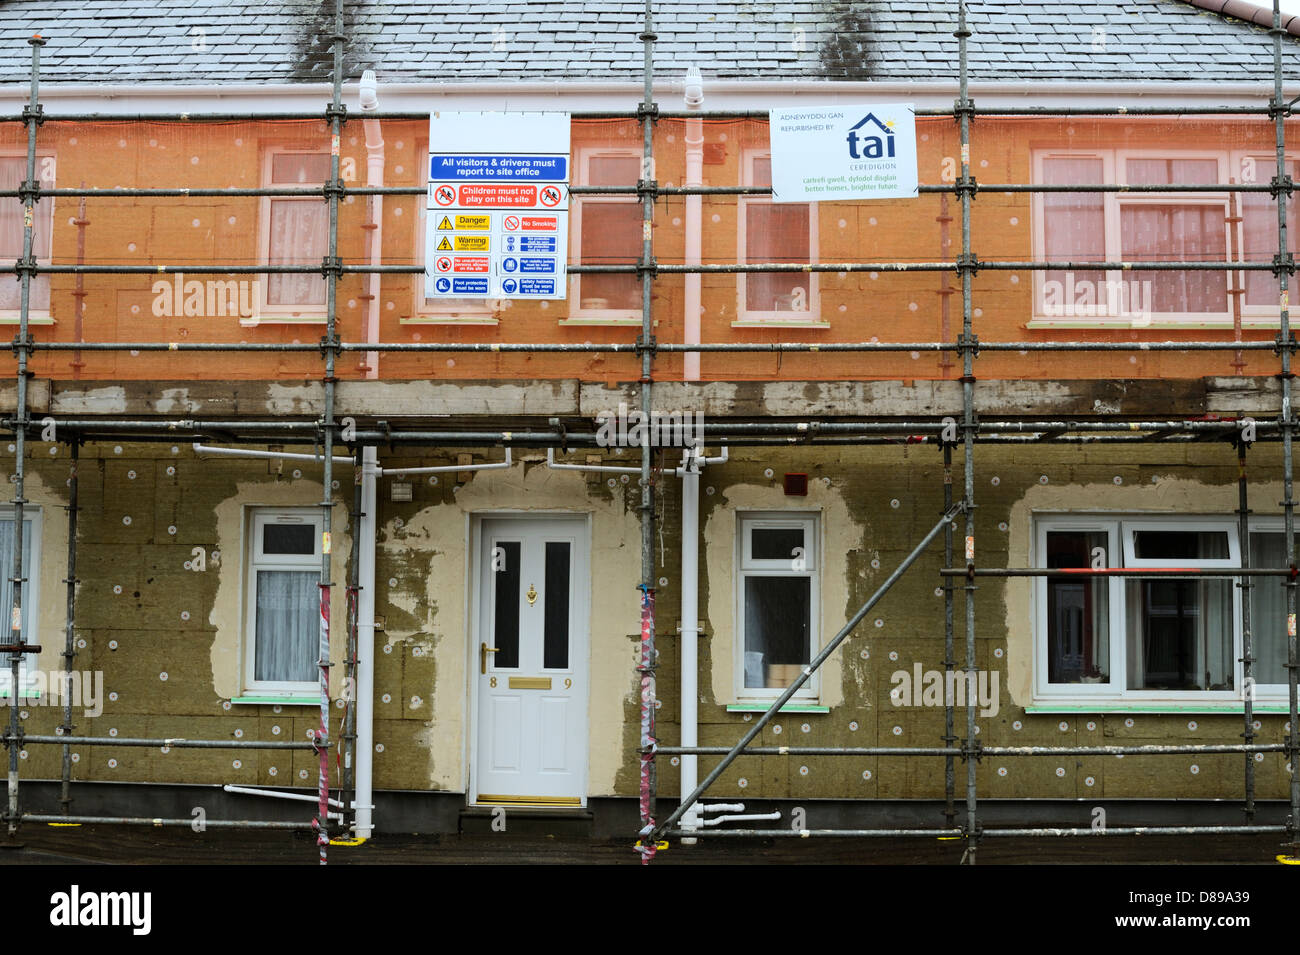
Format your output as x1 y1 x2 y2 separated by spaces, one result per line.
1249 534 1291 685
254 569 318 683
267 199 327 307
0 157 50 312
1042 157 1106 309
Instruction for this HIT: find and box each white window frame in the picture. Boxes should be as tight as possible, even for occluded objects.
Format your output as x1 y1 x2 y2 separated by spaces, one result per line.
736 149 821 326
242 506 323 697
1032 518 1123 700
1031 513 1277 710
0 150 55 326
257 146 330 324
1230 149 1298 325
411 137 496 325
1241 517 1300 694
734 512 820 702
0 507 40 699
1030 148 1238 329
565 146 643 326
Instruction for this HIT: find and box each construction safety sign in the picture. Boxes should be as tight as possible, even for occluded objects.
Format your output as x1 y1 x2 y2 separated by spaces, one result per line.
426 112 570 301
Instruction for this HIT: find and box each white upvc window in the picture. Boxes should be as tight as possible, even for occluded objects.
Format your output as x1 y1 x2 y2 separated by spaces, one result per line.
1031 149 1240 328
1231 150 1299 323
736 150 820 325
0 509 40 698
735 513 820 701
0 152 55 325
566 147 643 325
243 507 322 696
412 137 495 325
258 148 330 322
1245 520 1300 694
1031 514 1278 708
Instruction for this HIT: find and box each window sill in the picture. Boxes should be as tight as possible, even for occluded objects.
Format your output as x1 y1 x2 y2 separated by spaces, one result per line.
731 320 829 330
726 703 829 714
0 315 54 326
1026 317 1276 331
230 695 321 706
558 316 642 326
403 314 498 326
1027 701 1293 715
241 314 327 326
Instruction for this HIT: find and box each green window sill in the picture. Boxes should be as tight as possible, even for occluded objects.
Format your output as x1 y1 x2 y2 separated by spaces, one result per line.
726 703 830 714
230 695 320 706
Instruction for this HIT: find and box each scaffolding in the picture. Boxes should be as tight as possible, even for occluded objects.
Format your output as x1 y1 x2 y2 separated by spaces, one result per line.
0 0 1296 866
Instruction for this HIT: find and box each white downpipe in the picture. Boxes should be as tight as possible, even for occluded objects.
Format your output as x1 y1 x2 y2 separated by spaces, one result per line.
683 67 704 382
353 69 383 840
680 450 701 842
382 449 512 477
361 70 384 382
353 445 378 839
191 442 354 465
681 67 705 843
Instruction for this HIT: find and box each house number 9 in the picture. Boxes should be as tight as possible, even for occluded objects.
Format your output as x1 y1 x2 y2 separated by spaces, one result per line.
564 679 572 689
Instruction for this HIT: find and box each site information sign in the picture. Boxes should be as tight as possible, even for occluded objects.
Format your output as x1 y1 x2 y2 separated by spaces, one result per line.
768 103 918 203
426 112 570 300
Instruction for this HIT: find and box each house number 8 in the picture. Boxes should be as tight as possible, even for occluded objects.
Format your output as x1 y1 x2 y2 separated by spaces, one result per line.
490 677 497 687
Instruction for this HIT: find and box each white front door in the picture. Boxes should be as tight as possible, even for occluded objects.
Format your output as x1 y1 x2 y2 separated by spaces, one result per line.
473 516 588 807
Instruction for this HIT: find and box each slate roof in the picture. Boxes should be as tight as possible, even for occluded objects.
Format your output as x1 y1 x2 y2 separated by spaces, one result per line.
0 1 1293 86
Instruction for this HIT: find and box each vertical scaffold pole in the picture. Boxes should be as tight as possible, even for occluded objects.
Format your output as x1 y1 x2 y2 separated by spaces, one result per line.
59 440 78 815
313 0 346 865
6 34 42 836
1271 0 1300 851
943 443 956 826
955 0 980 864
635 0 660 864
1237 439 1256 821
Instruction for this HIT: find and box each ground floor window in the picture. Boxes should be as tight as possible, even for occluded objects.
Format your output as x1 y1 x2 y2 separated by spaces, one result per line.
1034 515 1294 706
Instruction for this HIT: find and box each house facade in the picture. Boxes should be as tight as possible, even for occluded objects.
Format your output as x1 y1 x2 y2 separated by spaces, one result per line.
0 0 1298 846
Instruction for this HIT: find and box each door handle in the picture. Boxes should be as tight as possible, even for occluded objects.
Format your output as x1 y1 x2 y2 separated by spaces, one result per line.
480 642 499 675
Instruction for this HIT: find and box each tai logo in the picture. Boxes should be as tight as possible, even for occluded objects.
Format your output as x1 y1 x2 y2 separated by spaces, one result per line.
845 113 897 160
49 885 151 935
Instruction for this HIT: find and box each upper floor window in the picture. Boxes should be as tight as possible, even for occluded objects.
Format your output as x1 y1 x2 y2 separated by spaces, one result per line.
259 149 329 322
1031 149 1294 328
0 154 54 324
568 147 642 324
737 151 819 325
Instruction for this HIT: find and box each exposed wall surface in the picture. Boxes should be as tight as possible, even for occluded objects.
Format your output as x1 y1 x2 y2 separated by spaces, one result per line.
3 115 1295 383
8 439 1289 810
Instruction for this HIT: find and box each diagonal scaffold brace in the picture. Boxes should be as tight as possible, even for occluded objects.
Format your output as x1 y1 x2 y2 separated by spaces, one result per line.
650 502 967 847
